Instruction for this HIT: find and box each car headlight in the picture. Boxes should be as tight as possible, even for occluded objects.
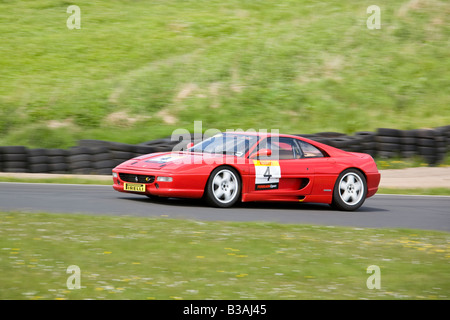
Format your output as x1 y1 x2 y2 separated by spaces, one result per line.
112 172 118 178
156 176 173 182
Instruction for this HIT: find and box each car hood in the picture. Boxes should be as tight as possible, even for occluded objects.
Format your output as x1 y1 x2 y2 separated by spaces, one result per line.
115 151 232 171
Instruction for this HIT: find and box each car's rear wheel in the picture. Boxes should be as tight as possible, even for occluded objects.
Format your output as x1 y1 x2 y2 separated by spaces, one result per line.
331 169 367 211
205 167 241 208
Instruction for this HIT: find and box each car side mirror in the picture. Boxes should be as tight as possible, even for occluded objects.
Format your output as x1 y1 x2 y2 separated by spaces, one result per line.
250 148 272 159
186 142 194 149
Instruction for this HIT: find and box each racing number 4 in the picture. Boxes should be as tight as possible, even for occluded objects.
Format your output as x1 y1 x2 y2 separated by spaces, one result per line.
253 160 281 190
263 166 272 181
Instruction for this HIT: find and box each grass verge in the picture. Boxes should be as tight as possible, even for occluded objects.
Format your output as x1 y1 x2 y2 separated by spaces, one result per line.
378 188 450 196
0 176 111 186
0 211 448 300
375 155 450 170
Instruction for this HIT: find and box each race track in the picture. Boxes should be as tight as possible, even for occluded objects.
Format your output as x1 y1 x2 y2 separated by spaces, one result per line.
0 182 449 231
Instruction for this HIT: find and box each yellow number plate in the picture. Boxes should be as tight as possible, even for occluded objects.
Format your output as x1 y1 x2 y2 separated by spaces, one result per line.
124 183 146 192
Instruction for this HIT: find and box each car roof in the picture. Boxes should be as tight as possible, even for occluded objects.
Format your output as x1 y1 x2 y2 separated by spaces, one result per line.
222 131 296 138
211 131 348 157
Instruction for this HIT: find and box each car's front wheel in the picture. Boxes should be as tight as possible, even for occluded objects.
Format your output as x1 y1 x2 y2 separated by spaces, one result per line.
331 169 367 211
205 167 241 208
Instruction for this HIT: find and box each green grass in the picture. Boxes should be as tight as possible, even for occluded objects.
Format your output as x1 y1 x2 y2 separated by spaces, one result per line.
375 155 450 170
378 188 450 196
0 211 448 300
0 176 112 185
0 0 449 148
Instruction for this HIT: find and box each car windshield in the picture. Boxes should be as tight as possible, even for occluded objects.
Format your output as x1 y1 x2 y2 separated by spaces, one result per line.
189 133 258 157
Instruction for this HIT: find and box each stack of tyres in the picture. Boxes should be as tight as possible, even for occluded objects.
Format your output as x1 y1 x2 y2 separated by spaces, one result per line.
435 125 450 154
341 136 361 152
67 146 93 174
109 142 138 168
294 133 319 140
0 146 29 173
77 139 116 175
399 130 417 159
309 132 342 149
327 136 359 152
28 148 50 173
416 129 445 166
134 145 156 157
91 146 115 175
79 140 157 175
138 137 178 152
307 135 332 146
315 132 346 138
375 128 402 159
1 126 449 174
46 149 69 173
354 131 377 157
313 132 345 150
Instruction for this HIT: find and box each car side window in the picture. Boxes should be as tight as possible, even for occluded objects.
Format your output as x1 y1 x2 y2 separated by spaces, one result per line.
297 140 325 158
255 137 302 160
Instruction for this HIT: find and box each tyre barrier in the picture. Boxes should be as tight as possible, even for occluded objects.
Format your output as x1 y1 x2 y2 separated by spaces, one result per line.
0 126 449 174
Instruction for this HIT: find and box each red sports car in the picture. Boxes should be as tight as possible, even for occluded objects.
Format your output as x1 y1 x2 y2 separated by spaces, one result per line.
112 132 380 211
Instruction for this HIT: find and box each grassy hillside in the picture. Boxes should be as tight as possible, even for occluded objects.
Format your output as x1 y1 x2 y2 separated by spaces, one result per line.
0 0 449 148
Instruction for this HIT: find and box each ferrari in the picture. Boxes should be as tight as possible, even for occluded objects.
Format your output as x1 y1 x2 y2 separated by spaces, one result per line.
112 132 380 211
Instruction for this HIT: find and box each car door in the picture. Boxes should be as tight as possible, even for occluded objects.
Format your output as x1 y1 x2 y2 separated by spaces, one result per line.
248 136 315 196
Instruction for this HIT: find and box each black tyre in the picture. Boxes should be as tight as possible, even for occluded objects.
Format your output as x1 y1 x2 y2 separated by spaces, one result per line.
69 147 93 155
3 161 27 169
109 142 135 153
68 160 91 170
49 163 68 172
331 169 367 211
376 142 399 152
418 146 439 157
205 167 241 208
355 131 376 142
28 149 47 157
48 156 67 164
29 163 49 173
93 160 116 169
377 150 397 158
68 154 92 163
135 145 156 155
375 136 401 144
328 137 351 149
111 150 134 160
29 156 49 165
92 152 112 162
417 138 437 147
3 153 27 162
377 128 401 136
416 129 436 139
95 168 113 175
401 144 416 152
0 146 27 154
47 149 68 157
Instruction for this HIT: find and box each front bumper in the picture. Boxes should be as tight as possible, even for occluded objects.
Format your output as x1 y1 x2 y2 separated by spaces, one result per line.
112 169 206 199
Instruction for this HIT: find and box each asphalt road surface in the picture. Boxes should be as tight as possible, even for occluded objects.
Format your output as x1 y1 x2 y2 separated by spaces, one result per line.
0 182 449 231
